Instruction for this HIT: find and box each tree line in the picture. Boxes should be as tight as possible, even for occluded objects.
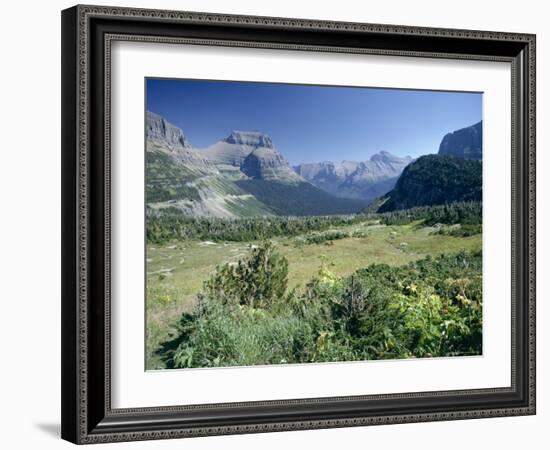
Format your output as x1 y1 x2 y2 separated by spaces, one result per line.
147 201 482 244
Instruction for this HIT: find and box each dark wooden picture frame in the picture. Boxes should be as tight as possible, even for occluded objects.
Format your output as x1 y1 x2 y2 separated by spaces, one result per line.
61 4 536 444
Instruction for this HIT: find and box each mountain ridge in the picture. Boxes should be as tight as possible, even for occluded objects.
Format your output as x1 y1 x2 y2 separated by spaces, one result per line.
146 111 483 218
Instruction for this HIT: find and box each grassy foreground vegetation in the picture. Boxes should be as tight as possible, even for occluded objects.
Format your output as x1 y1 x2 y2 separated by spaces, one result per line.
146 202 482 369
158 243 481 368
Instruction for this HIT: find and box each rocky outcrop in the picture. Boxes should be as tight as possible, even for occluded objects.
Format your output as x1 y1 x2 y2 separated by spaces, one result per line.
438 121 482 160
146 111 213 169
224 131 274 149
146 111 192 149
201 131 276 167
241 147 301 181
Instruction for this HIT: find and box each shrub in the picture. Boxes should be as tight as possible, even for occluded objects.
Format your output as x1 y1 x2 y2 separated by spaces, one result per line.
433 223 482 237
198 241 289 310
293 229 369 247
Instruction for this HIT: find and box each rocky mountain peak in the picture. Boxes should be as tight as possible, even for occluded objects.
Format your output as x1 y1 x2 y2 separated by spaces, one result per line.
241 147 300 181
146 111 192 149
438 121 482 160
370 150 412 164
224 131 274 149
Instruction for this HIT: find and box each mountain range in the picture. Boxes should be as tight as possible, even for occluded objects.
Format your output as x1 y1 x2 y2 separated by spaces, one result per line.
293 152 413 201
146 112 370 217
146 111 482 218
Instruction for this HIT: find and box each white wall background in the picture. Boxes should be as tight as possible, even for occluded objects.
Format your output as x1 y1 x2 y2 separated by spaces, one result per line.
0 0 546 448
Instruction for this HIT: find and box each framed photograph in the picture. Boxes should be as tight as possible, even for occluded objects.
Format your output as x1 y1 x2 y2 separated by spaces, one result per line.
61 5 536 444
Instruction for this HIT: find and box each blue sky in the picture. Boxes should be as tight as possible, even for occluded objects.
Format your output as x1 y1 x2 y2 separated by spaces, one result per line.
146 78 482 165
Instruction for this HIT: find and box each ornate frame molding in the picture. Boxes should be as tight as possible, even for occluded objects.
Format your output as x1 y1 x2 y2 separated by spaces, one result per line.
61 5 536 444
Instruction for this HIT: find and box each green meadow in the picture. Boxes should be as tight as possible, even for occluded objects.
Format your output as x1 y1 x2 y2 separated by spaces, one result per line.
146 219 482 369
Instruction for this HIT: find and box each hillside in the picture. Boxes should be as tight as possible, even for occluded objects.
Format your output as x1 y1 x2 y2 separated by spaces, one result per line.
377 154 482 212
146 113 276 218
235 180 369 216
